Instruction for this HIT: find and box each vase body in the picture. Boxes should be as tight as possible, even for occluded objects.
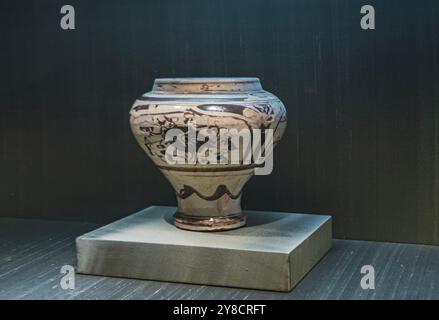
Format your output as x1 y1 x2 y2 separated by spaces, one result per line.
129 78 287 231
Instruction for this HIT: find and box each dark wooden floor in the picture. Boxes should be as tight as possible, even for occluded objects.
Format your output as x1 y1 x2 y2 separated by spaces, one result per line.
0 218 438 300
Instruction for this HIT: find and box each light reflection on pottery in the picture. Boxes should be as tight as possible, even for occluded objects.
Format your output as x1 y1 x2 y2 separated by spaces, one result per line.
129 78 287 231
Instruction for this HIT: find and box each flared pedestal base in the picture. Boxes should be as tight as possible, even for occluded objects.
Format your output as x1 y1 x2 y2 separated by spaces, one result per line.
173 211 246 231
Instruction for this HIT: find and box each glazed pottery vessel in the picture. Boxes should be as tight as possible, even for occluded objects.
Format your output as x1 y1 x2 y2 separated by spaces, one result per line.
129 78 287 231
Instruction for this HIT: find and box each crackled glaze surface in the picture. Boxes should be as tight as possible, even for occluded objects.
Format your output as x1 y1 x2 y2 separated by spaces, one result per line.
129 78 287 231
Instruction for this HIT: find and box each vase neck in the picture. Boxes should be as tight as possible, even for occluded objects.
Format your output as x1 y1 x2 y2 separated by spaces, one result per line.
152 77 262 94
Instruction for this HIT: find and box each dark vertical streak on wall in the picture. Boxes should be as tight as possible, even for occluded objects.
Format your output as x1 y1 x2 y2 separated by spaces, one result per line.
413 3 439 244
0 0 438 245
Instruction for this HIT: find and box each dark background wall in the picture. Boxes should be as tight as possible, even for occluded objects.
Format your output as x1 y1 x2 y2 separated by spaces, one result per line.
0 0 438 245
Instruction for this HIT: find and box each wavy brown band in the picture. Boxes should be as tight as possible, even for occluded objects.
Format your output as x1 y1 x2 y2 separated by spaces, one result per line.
177 184 242 201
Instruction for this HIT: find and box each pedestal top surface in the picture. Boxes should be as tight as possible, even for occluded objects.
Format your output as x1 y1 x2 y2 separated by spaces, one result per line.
79 206 331 254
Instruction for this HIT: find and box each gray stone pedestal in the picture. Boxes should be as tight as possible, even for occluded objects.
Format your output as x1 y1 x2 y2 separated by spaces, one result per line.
76 206 332 292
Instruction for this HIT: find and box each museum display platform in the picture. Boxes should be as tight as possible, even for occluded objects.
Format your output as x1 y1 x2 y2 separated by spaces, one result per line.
1 217 438 299
75 206 332 292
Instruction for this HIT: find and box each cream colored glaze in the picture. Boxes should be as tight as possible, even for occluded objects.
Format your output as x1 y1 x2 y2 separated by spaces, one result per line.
129 77 287 231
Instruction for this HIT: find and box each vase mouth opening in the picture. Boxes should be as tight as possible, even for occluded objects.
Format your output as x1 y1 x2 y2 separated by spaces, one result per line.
152 77 262 93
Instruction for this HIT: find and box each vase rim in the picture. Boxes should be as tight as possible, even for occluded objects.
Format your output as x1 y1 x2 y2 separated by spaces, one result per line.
154 77 260 84
152 77 262 93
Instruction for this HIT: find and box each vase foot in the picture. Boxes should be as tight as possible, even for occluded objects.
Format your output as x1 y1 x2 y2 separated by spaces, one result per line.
173 211 246 232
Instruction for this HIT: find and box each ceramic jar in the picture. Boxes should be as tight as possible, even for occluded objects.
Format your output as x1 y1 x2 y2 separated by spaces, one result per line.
129 78 287 231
